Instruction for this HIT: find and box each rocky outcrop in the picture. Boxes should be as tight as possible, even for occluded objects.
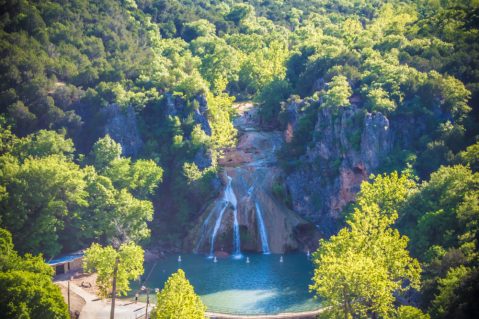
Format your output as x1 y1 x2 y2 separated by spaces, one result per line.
165 93 212 136
285 103 391 236
165 93 213 169
102 104 143 157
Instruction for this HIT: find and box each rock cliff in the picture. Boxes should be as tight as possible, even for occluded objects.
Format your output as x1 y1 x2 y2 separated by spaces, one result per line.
285 102 391 235
102 104 143 157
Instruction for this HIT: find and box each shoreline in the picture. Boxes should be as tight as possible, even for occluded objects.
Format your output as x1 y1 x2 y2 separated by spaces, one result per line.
206 308 324 319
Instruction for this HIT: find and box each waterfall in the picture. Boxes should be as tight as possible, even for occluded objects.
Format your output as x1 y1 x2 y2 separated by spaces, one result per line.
194 202 218 253
255 201 270 254
225 175 242 258
209 202 228 257
208 174 242 258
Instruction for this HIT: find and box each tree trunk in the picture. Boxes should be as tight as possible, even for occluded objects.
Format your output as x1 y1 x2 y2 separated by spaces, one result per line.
110 257 119 319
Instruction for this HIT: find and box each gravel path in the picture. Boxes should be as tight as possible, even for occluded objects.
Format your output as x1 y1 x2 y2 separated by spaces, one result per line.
57 280 151 319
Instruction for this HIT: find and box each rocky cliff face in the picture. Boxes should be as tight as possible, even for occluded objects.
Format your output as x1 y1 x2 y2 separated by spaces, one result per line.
285 102 391 235
102 104 143 157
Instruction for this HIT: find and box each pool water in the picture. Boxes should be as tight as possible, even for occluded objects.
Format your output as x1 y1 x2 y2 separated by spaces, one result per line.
131 253 321 315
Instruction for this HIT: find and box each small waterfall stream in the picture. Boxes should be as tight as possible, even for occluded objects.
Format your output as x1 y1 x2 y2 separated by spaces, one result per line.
255 201 270 254
195 202 219 253
209 174 242 258
209 202 228 257
225 175 242 258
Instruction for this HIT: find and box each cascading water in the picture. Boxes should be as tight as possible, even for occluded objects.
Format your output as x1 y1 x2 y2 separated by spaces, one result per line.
225 175 242 258
208 175 242 258
194 203 217 253
255 201 270 254
209 202 228 257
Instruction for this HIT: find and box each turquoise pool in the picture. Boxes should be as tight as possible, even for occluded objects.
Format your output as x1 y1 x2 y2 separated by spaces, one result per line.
131 253 321 315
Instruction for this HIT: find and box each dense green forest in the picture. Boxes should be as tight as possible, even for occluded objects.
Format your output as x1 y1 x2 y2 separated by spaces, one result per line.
1 0 478 318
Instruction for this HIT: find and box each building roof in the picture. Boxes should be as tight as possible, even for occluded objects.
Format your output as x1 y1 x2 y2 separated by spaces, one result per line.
47 251 84 266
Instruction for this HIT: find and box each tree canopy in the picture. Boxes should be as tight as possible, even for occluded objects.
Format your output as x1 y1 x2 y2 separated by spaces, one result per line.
152 269 206 319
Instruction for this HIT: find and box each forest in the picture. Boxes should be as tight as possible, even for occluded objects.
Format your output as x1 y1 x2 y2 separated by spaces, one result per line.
0 0 478 318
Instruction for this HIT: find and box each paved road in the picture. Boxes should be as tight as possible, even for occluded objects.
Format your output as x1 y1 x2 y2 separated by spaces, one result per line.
57 281 152 319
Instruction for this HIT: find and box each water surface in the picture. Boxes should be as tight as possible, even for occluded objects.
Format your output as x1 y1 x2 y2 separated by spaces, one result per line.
133 253 321 315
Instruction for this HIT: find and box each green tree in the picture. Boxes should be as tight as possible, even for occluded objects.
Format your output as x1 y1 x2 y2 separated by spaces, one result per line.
0 155 87 257
365 87 396 114
321 75 352 109
0 228 68 319
152 269 206 319
182 19 216 41
256 78 292 125
311 204 421 319
354 171 417 219
91 135 122 171
83 242 144 319
401 165 479 256
430 266 470 318
104 158 163 199
459 141 479 171
12 130 75 160
396 306 430 319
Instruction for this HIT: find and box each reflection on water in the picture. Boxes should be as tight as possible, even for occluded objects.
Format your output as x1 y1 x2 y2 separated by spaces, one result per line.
131 253 322 315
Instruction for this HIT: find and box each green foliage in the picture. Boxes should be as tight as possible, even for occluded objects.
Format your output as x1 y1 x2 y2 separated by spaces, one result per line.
430 265 470 318
12 130 75 160
256 78 292 125
0 154 87 257
400 165 479 256
321 75 352 109
103 158 163 199
396 306 430 319
354 171 417 219
0 228 68 319
365 87 396 114
0 129 158 256
459 140 479 171
182 19 216 41
0 270 68 319
83 242 144 298
311 204 421 319
91 135 122 171
152 269 206 319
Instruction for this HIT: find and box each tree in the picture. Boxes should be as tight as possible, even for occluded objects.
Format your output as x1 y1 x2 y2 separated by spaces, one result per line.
151 269 206 319
83 242 144 319
400 165 479 256
0 154 87 257
365 87 396 114
91 135 122 171
396 306 430 319
310 204 421 318
12 130 75 160
104 158 163 199
0 271 68 319
182 19 216 41
354 171 417 220
256 78 292 125
459 141 479 171
321 75 352 109
0 228 68 319
225 3 254 26
430 266 470 318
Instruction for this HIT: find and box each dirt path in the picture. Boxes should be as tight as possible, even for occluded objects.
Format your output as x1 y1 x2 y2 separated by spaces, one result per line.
56 278 152 319
58 284 85 318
